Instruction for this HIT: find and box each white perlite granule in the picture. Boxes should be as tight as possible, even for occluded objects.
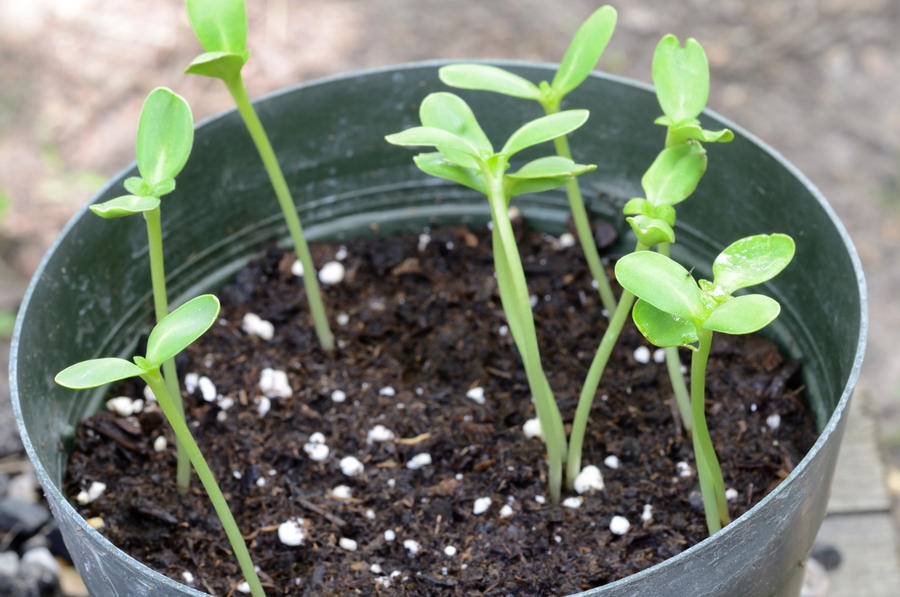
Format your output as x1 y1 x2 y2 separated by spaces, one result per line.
641 504 653 522
339 537 358 551
465 386 485 405
384 529 396 542
766 413 781 430
332 485 352 499
443 545 457 557
340 456 365 477
403 539 421 556
573 465 605 494
499 504 514 518
198 376 217 402
522 417 542 439
367 425 395 443
76 481 107 505
609 515 630 535
259 368 291 398
725 488 739 501
473 497 492 515
406 453 432 470
277 519 308 546
153 436 167 452
633 346 651 364
562 496 584 509
318 261 345 284
653 348 666 363
603 455 620 469
331 389 347 403
242 312 274 341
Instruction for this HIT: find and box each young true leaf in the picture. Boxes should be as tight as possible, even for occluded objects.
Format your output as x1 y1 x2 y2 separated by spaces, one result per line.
652 35 710 125
55 358 146 389
438 64 541 100
665 121 734 144
145 295 220 368
550 6 617 98
632 299 699 347
136 88 194 188
500 110 589 157
123 177 151 196
703 294 781 334
185 0 248 54
385 126 482 168
420 92 492 154
507 156 595 179
641 143 707 206
419 92 491 169
712 233 796 295
614 251 704 321
90 195 161 219
626 215 676 246
412 153 487 194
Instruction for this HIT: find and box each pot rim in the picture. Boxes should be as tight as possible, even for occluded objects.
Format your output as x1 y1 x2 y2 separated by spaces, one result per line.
9 59 868 595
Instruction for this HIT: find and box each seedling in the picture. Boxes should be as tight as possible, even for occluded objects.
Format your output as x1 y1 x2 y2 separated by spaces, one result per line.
55 295 266 596
615 233 796 533
184 0 334 353
89 87 194 494
386 91 596 503
438 6 619 314
566 140 707 487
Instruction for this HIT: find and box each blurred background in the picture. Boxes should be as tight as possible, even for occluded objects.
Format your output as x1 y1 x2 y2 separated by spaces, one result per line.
0 0 897 594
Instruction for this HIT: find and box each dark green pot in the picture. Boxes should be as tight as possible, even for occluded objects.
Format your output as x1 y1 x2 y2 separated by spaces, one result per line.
10 62 866 597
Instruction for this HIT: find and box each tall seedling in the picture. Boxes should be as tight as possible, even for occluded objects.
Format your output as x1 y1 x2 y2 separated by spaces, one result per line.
387 92 597 503
184 0 334 352
439 6 619 314
90 87 195 494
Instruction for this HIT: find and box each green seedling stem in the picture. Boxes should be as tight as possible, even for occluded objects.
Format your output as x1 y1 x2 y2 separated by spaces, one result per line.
565 242 644 489
89 87 197 494
144 208 191 492
142 369 266 597
185 0 333 353
657 242 692 433
222 74 334 353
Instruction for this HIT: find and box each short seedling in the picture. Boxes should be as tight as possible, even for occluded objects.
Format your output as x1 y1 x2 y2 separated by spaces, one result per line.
184 0 334 353
89 87 195 494
439 6 619 314
56 294 266 597
387 91 596 503
615 233 796 534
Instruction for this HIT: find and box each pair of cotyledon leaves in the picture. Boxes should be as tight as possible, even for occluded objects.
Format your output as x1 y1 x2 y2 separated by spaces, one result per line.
386 93 596 198
184 0 251 80
55 295 220 390
90 88 194 220
615 234 795 348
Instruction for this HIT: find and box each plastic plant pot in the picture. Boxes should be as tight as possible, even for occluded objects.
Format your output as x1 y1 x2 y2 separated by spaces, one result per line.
10 62 866 597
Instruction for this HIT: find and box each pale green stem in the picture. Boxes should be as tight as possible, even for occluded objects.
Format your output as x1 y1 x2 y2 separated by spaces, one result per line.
566 241 647 489
144 208 191 495
486 170 566 504
143 370 266 597
222 74 334 353
690 328 730 534
542 100 617 315
657 243 693 435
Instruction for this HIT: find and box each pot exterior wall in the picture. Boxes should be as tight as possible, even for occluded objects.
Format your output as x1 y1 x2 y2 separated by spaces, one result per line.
10 63 866 597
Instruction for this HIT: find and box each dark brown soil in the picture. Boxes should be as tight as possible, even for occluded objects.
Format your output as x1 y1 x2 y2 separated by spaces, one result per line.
65 224 816 596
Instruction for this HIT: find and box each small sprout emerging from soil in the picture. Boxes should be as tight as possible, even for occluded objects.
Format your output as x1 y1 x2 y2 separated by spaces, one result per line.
615 233 795 534
439 6 619 313
55 295 266 597
185 0 333 352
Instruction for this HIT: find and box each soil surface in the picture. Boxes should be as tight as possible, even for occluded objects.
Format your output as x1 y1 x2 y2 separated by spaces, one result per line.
66 225 816 596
